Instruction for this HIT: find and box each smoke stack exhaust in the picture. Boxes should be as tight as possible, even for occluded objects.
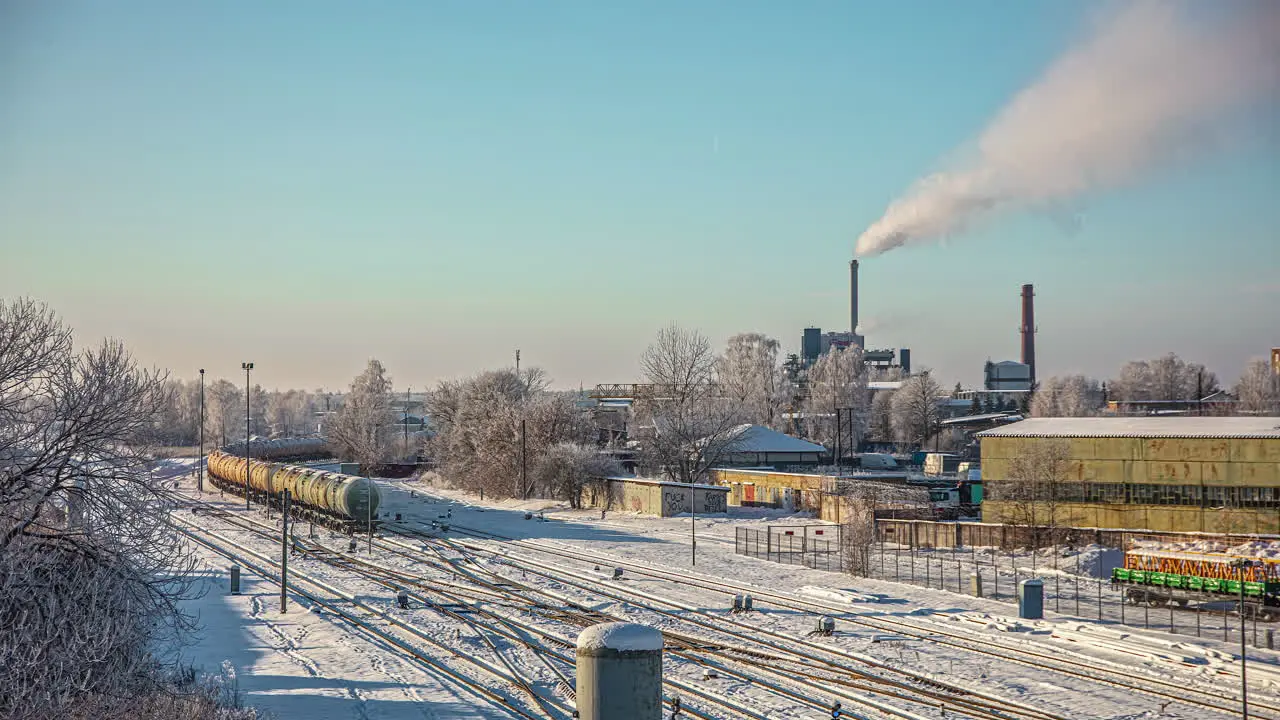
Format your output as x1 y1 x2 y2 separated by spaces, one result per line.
1021 284 1036 386
850 259 859 336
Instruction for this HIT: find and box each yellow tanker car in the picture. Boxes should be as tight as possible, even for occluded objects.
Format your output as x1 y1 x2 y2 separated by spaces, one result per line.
207 447 381 529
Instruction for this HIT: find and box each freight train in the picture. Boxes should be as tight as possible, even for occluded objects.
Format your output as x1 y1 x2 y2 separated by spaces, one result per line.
1111 544 1280 621
206 441 381 531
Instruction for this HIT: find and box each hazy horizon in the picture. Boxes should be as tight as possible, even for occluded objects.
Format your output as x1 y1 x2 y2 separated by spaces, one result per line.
4 1 1277 393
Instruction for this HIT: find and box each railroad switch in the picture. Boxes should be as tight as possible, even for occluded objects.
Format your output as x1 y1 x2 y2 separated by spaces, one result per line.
396 590 409 609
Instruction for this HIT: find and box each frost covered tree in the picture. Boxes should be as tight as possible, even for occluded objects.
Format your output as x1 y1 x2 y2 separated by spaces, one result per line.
268 388 317 436
427 368 593 498
634 324 745 484
716 333 789 429
533 442 623 508
801 347 869 450
1234 358 1280 416
1030 374 1104 417
1109 353 1218 401
868 389 896 443
890 371 942 448
328 359 395 467
0 298 201 719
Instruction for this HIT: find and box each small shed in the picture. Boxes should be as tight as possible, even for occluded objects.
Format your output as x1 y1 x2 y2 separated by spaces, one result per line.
584 476 729 517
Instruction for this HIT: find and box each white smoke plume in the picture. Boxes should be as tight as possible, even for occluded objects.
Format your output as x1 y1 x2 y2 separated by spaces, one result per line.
855 1 1280 257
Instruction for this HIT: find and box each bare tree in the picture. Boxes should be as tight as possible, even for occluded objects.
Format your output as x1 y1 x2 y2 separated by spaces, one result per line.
839 483 882 577
717 333 789 429
1234 358 1280 416
801 346 869 450
0 298 200 719
634 324 744 484
867 389 896 443
328 359 395 468
1031 374 1104 417
1110 353 1219 401
427 368 592 498
890 371 942 448
990 438 1072 554
533 442 622 508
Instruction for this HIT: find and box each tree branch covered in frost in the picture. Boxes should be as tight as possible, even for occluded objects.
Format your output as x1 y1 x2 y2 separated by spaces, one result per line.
426 367 594 499
1108 352 1218 402
328 359 395 466
716 333 790 430
1233 358 1280 416
801 346 869 449
1030 374 1104 417
634 324 746 484
533 442 622 509
0 297 202 719
889 371 942 447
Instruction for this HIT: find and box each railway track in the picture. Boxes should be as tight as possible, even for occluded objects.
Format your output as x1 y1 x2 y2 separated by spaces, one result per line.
423 519 1279 720
176 503 804 719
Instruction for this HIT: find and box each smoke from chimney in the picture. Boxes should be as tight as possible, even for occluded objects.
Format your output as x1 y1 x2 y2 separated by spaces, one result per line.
854 1 1280 257
1021 284 1036 387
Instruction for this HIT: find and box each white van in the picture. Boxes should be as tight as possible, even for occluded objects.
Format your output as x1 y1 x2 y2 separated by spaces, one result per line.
857 453 899 470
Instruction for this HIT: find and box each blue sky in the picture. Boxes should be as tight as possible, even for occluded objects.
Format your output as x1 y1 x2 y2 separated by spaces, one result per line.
2 1 1276 392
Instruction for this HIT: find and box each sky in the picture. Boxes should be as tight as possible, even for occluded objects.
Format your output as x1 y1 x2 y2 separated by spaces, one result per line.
2 1 1277 393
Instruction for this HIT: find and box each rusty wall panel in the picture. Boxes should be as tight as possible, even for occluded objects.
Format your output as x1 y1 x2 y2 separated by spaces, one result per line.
1093 437 1142 460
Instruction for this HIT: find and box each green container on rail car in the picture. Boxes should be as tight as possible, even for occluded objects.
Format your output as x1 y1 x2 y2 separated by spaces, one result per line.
1149 571 1167 586
335 476 381 522
1187 575 1204 591
1129 570 1148 583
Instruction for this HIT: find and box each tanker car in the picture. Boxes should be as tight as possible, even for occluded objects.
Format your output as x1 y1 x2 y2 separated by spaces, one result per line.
207 447 380 531
1111 544 1279 621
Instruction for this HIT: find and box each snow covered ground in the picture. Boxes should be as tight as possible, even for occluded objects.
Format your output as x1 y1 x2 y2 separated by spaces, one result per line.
167 467 1280 719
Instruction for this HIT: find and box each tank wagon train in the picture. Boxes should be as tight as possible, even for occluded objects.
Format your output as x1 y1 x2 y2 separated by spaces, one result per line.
207 439 381 532
1111 540 1279 621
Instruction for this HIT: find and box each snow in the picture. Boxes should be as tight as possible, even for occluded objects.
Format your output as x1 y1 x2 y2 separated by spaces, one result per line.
575 622 664 653
721 424 827 453
168 470 1280 719
977 416 1280 438
1129 537 1280 561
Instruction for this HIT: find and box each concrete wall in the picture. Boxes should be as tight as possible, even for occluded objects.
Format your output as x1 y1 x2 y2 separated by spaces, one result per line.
982 435 1280 533
586 478 728 517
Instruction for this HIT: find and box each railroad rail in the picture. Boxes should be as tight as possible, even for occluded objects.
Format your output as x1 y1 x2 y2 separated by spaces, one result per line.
430 520 1280 720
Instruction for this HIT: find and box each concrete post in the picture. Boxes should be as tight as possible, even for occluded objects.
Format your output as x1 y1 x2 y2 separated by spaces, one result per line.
575 623 663 720
229 565 241 595
1018 578 1044 619
1266 629 1275 650
970 573 983 598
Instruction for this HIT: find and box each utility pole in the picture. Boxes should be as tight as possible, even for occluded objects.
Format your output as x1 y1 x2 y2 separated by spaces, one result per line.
520 419 527 499
281 489 290 613
691 479 697 566
242 362 253 510
367 479 373 555
835 409 843 474
404 386 410 460
1231 559 1250 720
198 369 205 493
515 349 520 374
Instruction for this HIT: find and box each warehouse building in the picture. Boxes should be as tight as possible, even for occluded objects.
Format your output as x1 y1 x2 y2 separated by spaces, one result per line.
978 417 1280 534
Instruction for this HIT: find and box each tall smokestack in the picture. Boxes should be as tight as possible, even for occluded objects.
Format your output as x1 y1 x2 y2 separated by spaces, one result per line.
850 259 859 335
1021 284 1036 386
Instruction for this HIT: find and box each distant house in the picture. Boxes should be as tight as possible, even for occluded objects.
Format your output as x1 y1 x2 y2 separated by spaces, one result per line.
712 424 826 469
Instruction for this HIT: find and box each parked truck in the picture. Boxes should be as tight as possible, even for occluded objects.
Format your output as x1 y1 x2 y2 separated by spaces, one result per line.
928 480 983 520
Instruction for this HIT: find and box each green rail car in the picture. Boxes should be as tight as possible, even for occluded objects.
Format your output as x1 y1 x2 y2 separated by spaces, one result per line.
1111 566 1280 620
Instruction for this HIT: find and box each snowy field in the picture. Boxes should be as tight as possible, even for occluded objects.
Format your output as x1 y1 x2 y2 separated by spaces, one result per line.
165 465 1280 720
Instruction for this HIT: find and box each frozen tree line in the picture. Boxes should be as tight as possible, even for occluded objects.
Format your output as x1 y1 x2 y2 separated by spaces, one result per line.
1032 352 1280 417
0 298 261 720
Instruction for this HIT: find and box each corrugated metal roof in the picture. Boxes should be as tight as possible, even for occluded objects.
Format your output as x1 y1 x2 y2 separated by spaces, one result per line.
976 417 1280 439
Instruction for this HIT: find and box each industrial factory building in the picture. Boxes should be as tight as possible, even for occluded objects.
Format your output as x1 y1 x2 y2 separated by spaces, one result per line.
800 259 911 373
978 417 1280 534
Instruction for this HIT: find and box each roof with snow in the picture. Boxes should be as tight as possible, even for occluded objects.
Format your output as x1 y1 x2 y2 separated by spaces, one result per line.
976 417 1280 439
868 381 903 391
724 424 827 453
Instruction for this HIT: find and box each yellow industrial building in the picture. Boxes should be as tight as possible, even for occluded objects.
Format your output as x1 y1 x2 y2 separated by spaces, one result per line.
978 417 1280 534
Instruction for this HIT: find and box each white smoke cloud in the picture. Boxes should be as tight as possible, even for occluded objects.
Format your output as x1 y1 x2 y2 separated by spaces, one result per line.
855 1 1280 257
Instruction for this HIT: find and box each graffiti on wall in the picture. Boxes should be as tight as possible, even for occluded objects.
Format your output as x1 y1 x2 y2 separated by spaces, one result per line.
702 491 727 514
663 490 688 516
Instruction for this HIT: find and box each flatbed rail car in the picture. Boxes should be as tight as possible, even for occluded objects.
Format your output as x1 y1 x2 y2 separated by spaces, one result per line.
1111 547 1280 621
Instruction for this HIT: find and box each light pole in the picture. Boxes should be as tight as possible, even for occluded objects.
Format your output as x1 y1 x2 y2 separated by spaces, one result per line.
1230 558 1251 720
242 362 253 510
403 386 410 460
198 369 205 493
